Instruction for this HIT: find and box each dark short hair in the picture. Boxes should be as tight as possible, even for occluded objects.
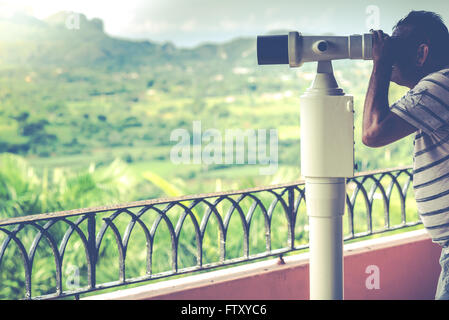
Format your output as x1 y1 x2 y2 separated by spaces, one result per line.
394 10 449 67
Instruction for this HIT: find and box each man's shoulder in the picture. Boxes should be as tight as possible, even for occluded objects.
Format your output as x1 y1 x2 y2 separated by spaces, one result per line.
421 67 449 83
413 67 449 94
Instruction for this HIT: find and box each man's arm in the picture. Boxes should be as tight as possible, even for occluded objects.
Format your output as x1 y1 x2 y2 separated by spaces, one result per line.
362 31 418 148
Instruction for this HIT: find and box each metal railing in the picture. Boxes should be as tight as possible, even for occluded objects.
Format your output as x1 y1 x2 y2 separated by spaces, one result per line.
0 166 420 300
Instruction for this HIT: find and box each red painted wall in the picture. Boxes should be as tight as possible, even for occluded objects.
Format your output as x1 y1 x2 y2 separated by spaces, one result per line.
344 237 441 300
147 235 442 300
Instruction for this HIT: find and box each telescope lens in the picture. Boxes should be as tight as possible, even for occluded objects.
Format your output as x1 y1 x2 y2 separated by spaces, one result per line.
317 41 328 52
257 35 289 65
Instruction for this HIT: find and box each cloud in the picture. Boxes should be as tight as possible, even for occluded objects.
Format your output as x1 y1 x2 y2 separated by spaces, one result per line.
139 20 175 34
180 19 198 32
4 0 449 47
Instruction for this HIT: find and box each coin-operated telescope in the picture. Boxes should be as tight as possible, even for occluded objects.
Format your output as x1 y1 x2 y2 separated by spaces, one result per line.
257 32 373 300
257 32 373 66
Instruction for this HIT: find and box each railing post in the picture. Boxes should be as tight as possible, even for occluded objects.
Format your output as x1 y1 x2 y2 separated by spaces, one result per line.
87 214 96 289
288 187 296 250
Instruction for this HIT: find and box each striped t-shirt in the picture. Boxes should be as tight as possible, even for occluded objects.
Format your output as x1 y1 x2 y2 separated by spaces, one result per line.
390 67 449 247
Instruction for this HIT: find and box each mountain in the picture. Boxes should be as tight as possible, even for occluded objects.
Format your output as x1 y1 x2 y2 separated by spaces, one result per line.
0 12 273 158
0 11 383 171
0 11 257 71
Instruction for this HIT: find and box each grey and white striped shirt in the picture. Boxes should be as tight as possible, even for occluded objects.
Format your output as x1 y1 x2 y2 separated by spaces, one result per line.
390 67 449 247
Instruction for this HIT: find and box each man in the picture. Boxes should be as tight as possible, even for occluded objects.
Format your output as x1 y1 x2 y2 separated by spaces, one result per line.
362 10 449 299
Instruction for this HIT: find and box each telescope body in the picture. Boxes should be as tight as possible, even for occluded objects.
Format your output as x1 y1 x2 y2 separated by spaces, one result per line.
300 61 354 176
257 32 373 67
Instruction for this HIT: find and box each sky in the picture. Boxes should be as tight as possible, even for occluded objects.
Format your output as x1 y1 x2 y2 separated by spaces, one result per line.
1 0 449 47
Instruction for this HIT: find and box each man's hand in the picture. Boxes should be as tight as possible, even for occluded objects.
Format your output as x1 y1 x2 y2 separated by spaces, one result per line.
371 30 395 67
362 30 417 147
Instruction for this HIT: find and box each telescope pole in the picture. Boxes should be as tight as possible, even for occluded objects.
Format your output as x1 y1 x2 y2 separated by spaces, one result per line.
307 177 345 299
300 61 354 300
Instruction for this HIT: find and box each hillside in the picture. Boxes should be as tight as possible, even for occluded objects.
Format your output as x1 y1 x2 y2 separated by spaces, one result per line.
0 12 286 155
0 12 257 70
0 11 412 187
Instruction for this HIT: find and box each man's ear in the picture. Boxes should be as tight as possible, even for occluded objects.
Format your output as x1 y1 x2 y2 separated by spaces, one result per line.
416 43 429 67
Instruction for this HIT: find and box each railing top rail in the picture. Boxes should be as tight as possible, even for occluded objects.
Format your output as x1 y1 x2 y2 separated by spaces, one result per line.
353 165 412 177
0 165 412 227
0 180 304 226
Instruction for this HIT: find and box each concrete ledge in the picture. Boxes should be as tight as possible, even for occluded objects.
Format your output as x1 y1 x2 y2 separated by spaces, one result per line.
85 228 442 300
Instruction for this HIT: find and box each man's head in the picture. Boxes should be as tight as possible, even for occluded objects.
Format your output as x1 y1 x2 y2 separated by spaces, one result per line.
390 10 449 88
